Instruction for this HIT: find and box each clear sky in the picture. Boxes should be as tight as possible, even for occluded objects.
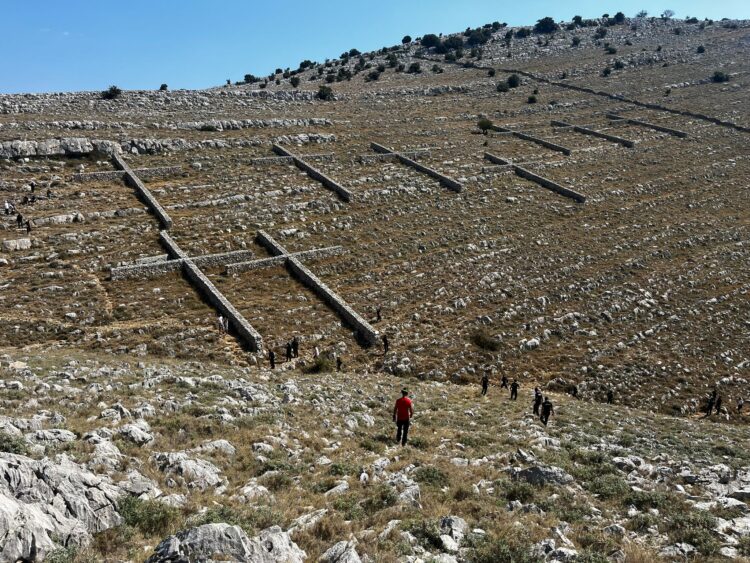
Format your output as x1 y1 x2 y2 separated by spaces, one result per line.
2 0 747 94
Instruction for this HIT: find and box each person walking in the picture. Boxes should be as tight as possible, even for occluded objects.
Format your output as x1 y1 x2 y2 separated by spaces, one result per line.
533 387 543 415
292 336 299 358
500 375 509 389
510 379 519 400
606 389 614 404
336 356 343 372
217 314 226 334
705 390 716 417
540 396 554 426
738 398 745 414
285 341 293 362
715 395 723 415
382 334 389 354
268 349 276 369
25 220 32 234
393 388 414 447
376 306 382 323
481 372 489 396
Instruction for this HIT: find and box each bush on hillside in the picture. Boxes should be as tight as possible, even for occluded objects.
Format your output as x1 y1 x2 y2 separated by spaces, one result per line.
101 85 122 100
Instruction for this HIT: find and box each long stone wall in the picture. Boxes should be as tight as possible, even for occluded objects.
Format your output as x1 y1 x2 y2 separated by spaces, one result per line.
484 152 586 203
111 248 255 280
370 142 462 193
112 154 173 229
160 232 263 351
256 230 378 346
550 120 635 148
605 114 688 138
226 246 344 275
71 166 182 183
271 144 352 202
491 126 572 155
110 260 182 281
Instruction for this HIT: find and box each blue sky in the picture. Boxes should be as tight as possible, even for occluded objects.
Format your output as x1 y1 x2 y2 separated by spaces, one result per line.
2 0 747 94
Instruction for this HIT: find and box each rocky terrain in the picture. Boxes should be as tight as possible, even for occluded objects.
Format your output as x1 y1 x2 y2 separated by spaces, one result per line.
0 12 749 562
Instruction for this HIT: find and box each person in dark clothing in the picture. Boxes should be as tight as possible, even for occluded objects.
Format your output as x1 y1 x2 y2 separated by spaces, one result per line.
292 336 299 358
268 350 276 369
715 396 723 415
393 388 413 446
25 221 31 234
382 334 389 354
738 398 745 413
606 389 614 404
570 385 579 398
376 307 382 322
500 375 509 389
30 181 36 193
510 379 519 400
285 341 293 362
336 356 343 372
540 397 554 426
481 372 489 396
16 213 23 228
533 387 543 415
705 392 716 417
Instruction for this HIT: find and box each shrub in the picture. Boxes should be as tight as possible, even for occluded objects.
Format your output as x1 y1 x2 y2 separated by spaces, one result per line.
515 28 531 39
673 27 682 35
159 84 168 91
587 474 629 499
118 496 180 537
431 64 443 74
534 17 560 34
712 71 730 83
414 466 448 487
667 511 720 555
407 62 421 74
366 70 381 81
101 85 122 100
317 85 334 100
697 45 705 53
505 481 536 503
594 27 608 39
421 34 441 48
304 356 334 373
606 46 617 54
406 519 443 549
471 329 501 351
477 118 493 132
194 505 280 534
614 60 625 69
0 431 28 455
613 11 626 24
527 95 537 104
362 484 398 512
402 35 412 44
496 82 509 92
572 36 581 46
396 63 405 72
602 66 612 76
469 535 536 563
46 547 78 563
488 68 496 77
507 74 521 88
290 76 300 88
244 74 260 84
443 36 464 50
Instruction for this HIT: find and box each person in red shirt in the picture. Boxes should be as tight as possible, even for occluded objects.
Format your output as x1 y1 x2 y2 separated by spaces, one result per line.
393 388 414 446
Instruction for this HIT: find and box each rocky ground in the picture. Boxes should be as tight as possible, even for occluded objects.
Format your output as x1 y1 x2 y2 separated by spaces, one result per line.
0 13 749 562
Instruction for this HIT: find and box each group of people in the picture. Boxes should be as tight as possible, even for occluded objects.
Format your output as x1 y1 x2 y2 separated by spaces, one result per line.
480 371 554 426
704 389 745 417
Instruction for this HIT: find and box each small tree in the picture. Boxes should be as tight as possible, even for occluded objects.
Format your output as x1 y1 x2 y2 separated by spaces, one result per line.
613 11 626 24
712 71 730 83
696 45 705 53
488 68 496 77
572 15 583 26
431 64 443 74
527 95 537 104
317 85 334 100
290 76 300 88
421 34 441 48
159 84 168 91
407 62 421 74
534 17 560 34
661 9 675 20
507 74 521 88
477 118 493 132
602 66 612 76
636 10 648 18
497 82 509 92
101 85 122 100
572 36 581 46
402 35 412 44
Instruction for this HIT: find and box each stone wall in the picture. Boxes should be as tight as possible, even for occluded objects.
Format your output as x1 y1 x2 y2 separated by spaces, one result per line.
110 260 182 281
271 144 352 202
226 246 343 275
550 120 635 148
160 232 263 351
370 142 462 193
484 152 586 203
71 166 182 183
605 114 688 138
256 231 378 345
112 154 173 229
491 126 572 155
